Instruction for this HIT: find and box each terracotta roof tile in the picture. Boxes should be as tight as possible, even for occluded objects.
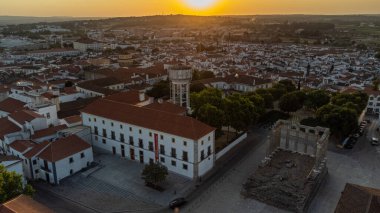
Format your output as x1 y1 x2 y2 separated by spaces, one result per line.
0 118 22 140
143 101 186 115
23 141 50 159
9 110 43 125
31 125 67 140
38 135 91 162
0 194 53 213
335 183 380 213
9 140 36 153
0 98 25 113
63 115 82 124
104 91 148 105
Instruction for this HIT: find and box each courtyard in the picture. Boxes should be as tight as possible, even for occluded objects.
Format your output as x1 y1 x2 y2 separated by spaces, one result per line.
34 152 195 212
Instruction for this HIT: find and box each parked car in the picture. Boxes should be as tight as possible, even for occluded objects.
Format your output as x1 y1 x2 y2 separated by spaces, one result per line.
169 197 186 209
372 137 379 146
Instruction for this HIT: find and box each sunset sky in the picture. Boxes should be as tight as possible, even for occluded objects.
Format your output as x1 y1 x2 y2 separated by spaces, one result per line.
1 0 380 17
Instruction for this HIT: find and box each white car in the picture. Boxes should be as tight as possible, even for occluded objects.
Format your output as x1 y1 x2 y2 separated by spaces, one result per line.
372 137 379 146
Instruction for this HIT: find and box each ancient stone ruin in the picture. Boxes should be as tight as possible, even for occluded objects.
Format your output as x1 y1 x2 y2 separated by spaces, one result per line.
242 120 329 213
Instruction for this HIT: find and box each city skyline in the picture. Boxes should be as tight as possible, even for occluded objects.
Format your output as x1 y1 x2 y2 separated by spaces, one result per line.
1 0 380 17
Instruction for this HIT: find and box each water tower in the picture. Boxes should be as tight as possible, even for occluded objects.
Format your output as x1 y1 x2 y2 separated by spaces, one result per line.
168 65 192 110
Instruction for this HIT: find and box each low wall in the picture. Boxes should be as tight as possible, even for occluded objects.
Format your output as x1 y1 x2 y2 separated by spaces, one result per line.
216 133 247 160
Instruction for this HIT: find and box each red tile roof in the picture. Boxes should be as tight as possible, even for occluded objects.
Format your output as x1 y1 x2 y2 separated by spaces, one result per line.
31 124 67 140
0 98 25 113
9 110 43 124
38 135 91 162
82 99 215 140
23 141 50 159
0 118 22 140
9 140 36 153
63 115 82 124
335 183 380 213
0 194 53 213
104 91 148 105
143 101 186 115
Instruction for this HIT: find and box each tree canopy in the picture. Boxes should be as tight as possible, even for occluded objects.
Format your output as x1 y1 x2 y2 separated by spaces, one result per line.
304 90 331 110
0 165 35 203
146 80 170 99
141 163 168 187
279 91 306 113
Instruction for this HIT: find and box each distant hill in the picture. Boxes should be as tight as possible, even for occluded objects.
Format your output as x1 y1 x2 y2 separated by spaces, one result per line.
0 16 105 26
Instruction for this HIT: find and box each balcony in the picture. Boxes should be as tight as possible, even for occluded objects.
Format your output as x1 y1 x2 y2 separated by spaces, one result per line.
40 166 52 173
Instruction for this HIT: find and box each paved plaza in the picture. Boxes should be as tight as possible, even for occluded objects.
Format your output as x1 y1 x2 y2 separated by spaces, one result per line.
179 120 380 213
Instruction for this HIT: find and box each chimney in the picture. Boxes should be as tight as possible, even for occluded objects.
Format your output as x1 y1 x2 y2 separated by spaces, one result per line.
139 90 145 102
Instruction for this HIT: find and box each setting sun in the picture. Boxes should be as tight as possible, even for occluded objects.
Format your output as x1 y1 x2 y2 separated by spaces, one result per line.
183 0 218 9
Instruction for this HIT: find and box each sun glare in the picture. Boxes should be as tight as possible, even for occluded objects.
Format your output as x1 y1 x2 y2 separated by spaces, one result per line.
183 0 218 9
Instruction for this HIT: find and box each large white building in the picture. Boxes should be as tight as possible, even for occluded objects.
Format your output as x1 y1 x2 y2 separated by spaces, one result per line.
82 98 216 179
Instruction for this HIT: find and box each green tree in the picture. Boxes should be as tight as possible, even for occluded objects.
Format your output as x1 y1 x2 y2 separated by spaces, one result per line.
277 79 297 93
279 91 305 113
146 80 170 99
197 103 225 135
254 89 274 109
304 90 330 110
223 94 258 133
191 88 223 116
0 165 35 203
190 83 206 93
141 163 168 187
316 104 358 138
376 52 380 59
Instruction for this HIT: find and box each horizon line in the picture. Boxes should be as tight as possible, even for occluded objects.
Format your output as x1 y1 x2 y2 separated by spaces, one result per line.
1 13 380 18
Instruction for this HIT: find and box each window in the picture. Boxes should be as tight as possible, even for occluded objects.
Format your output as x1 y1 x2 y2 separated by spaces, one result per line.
102 129 107 137
33 160 37 165
160 145 165 155
149 132 152 137
102 139 106 144
201 141 204 145
120 133 125 142
81 153 85 158
160 157 165 163
182 151 188 162
111 131 115 140
208 136 211 141
94 118 97 122
94 127 98 135
70 169 73 174
129 136 134 145
172 138 175 143
88 118 91 122
46 113 50 119
183 141 187 146
183 164 188 170
149 142 153 151
160 135 163 140
102 120 105 124
129 127 132 131
207 146 211 156
69 157 74 163
139 129 142 134
35 169 39 174
120 124 123 129
139 139 143 148
171 148 176 158
171 160 176 166
111 122 114 127
201 150 205 160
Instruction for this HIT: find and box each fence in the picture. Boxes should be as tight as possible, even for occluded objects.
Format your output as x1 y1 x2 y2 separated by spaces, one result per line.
215 133 247 160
